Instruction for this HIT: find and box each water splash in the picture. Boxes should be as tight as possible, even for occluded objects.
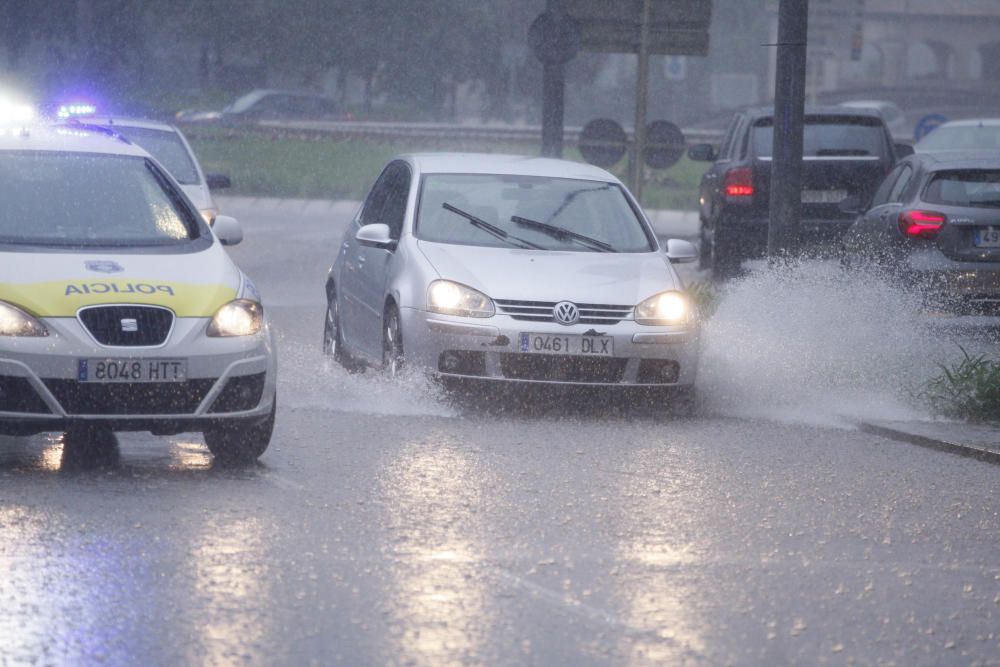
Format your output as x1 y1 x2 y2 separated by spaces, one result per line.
698 261 952 427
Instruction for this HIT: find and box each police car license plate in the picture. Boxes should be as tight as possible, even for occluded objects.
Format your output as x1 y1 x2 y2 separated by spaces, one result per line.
78 359 187 383
975 227 1000 248
519 333 613 356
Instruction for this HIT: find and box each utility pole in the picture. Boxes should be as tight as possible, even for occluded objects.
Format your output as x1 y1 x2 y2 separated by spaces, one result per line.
627 0 653 200
541 0 567 158
767 0 809 259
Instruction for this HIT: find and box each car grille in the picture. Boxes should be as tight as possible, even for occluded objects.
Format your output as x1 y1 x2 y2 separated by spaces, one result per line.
42 379 215 415
78 305 174 347
499 354 627 383
495 300 632 325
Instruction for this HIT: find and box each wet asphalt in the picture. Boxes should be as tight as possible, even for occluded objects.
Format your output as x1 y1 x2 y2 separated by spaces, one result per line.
1 199 998 666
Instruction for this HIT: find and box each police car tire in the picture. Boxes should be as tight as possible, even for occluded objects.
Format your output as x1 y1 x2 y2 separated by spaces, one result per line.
204 398 275 463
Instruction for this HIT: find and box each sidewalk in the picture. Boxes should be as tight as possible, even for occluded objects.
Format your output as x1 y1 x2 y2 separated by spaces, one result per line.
857 419 1000 464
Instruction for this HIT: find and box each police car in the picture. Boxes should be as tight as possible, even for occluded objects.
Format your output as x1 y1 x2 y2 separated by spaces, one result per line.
0 123 277 462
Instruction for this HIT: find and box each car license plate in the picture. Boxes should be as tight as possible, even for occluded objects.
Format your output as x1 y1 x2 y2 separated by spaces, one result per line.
519 333 613 356
801 189 847 204
78 358 187 383
975 227 1000 248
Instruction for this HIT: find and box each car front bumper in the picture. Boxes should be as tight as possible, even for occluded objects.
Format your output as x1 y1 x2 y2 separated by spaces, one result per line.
400 307 698 387
0 316 277 435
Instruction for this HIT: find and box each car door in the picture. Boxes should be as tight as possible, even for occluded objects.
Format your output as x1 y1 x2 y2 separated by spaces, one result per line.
853 162 914 260
343 162 411 360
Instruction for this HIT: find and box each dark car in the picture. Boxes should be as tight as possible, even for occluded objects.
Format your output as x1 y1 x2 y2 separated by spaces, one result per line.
176 89 345 125
689 106 908 277
840 152 1000 314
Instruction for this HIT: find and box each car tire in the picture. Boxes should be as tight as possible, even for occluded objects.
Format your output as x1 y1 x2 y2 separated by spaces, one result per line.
61 425 119 469
322 293 344 360
382 305 404 378
204 397 275 465
698 223 712 270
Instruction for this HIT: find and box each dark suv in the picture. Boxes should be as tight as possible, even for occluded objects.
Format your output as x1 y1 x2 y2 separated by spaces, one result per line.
689 106 906 276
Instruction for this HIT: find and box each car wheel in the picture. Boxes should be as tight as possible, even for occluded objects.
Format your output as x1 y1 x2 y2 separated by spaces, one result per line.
323 292 345 361
698 223 712 270
204 397 275 465
382 305 404 378
61 425 119 469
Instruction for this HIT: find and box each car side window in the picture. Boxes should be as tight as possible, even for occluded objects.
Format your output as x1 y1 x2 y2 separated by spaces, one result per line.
887 165 914 203
359 167 394 227
718 115 740 160
381 164 411 241
870 164 906 207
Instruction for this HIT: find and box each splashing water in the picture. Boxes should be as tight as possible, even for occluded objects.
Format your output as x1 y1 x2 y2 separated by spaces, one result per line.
698 261 953 427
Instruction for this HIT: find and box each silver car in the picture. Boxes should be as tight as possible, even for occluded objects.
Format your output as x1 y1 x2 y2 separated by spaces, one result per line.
323 154 699 399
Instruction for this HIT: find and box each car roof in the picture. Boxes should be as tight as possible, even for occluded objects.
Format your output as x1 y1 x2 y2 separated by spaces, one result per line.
0 123 152 158
742 105 884 120
916 151 1000 170
933 118 1000 128
404 153 622 183
66 116 180 133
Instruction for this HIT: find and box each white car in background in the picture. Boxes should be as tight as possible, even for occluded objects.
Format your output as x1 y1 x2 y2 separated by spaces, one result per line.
0 125 276 463
839 100 909 139
324 153 700 407
915 118 1000 154
58 115 230 224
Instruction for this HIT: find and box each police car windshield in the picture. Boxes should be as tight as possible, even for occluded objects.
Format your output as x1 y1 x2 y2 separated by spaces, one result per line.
110 126 200 184
0 152 198 248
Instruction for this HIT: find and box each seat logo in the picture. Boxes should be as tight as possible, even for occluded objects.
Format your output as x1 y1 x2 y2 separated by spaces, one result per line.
553 301 580 325
85 260 124 274
120 318 139 332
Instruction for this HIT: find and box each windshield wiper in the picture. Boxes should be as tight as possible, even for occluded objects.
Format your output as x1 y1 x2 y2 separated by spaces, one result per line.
510 216 615 252
442 203 544 250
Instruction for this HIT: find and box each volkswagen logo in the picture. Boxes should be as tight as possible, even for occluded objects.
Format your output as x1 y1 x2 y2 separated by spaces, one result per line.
553 301 580 325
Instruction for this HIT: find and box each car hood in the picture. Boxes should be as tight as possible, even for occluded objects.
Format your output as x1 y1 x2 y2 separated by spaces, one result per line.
0 243 241 317
416 241 680 305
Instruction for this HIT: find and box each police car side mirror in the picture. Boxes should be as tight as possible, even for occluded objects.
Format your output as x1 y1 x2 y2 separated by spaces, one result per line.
213 215 243 246
665 238 698 263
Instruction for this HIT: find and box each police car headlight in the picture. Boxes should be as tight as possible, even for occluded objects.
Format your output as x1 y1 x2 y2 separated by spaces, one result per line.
427 280 494 318
635 291 690 326
207 299 263 337
0 301 48 337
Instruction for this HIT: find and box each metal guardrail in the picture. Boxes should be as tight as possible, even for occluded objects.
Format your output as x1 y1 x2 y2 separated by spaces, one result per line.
177 119 726 147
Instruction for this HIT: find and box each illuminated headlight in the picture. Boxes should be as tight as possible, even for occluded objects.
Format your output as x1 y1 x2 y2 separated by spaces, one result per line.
427 280 494 318
635 291 690 326
200 208 217 225
0 301 48 337
207 299 263 337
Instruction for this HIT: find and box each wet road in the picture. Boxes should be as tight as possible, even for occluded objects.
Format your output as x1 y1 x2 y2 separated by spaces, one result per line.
1 200 999 666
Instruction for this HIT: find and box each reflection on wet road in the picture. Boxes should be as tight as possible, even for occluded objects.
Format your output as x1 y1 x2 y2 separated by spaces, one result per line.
0 199 998 665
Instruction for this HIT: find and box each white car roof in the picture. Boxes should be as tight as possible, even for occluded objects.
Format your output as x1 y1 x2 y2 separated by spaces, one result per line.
72 116 180 133
935 118 1000 128
405 153 623 183
0 123 153 158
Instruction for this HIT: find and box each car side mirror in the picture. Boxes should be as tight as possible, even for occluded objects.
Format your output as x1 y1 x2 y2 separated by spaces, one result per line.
206 172 232 190
665 238 698 263
838 194 863 215
356 223 396 249
687 143 716 162
213 215 243 246
894 143 915 159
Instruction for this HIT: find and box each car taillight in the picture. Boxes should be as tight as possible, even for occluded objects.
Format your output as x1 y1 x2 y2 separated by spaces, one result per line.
724 167 754 198
898 210 947 239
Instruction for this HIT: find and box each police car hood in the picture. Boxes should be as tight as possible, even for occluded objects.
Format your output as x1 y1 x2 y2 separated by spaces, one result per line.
0 244 241 318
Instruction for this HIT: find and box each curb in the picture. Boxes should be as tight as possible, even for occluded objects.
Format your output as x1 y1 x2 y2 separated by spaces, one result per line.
857 421 1000 465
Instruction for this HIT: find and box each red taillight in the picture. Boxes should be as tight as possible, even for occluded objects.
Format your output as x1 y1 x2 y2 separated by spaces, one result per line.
724 167 754 198
898 210 947 239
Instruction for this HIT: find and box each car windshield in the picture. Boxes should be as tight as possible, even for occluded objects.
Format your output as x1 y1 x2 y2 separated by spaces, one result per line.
752 117 888 158
415 174 653 252
111 126 200 184
0 152 198 247
923 169 1000 208
917 125 1000 151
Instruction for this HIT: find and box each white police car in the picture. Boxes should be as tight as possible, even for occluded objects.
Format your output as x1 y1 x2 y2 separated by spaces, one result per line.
0 124 276 462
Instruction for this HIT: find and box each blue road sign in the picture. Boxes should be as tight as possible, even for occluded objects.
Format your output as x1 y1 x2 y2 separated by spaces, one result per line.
914 113 949 142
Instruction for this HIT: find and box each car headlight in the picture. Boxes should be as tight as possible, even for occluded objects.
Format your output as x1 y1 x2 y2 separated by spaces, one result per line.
635 291 690 326
427 280 495 318
207 299 263 337
0 301 48 337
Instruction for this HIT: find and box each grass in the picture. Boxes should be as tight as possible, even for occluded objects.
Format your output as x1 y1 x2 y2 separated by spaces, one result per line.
921 346 1000 423
186 130 704 209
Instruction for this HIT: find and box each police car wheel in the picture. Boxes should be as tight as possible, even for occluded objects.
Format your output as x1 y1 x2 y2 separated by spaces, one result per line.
61 425 119 469
204 398 275 464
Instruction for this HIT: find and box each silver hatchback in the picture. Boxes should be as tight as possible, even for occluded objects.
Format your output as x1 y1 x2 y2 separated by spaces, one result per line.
323 154 699 397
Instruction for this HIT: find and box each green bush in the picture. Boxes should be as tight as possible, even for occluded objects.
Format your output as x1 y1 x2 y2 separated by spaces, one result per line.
922 346 1000 423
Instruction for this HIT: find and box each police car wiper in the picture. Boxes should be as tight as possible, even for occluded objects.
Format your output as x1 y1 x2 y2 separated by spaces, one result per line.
510 215 615 252
442 203 544 250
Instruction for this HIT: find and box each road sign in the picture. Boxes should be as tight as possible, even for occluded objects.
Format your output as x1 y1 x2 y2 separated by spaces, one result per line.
914 113 948 142
564 0 712 56
528 11 582 65
579 119 628 168
664 56 687 80
643 120 685 169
